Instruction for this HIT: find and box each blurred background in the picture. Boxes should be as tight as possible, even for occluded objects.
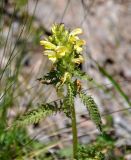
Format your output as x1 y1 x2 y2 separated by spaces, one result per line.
0 0 131 159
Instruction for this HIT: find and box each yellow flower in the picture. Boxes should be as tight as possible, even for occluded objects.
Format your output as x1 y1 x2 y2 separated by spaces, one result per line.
74 39 86 53
68 28 85 53
44 50 57 63
55 46 67 58
70 28 83 36
72 55 84 64
69 28 82 43
40 40 56 50
51 23 65 34
41 43 67 63
68 35 78 44
76 39 86 46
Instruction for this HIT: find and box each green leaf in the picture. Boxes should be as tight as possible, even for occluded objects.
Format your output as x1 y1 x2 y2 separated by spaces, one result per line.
74 70 93 81
79 92 102 132
11 104 57 128
62 83 74 117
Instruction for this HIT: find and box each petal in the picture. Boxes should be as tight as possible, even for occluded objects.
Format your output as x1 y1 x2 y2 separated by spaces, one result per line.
44 50 56 56
70 28 82 36
51 24 57 34
68 35 79 43
56 46 67 57
44 50 57 63
40 40 56 50
74 45 83 52
72 55 84 64
59 24 65 32
76 39 86 46
48 55 57 63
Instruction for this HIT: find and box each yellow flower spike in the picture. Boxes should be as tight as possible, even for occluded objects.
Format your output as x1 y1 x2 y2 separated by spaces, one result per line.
70 28 83 36
40 24 86 64
40 40 56 50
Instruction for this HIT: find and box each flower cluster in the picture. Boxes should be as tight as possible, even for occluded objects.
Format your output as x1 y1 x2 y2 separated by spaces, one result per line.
40 24 85 64
40 24 86 86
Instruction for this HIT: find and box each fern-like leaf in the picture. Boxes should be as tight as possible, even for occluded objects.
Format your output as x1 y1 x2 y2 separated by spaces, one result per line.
62 83 74 118
79 92 102 132
12 103 58 128
74 70 93 81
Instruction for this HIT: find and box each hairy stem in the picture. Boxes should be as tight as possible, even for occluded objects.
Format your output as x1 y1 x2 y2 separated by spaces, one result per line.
71 104 78 159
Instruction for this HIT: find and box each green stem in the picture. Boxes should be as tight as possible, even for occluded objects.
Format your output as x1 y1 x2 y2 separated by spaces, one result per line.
71 104 78 159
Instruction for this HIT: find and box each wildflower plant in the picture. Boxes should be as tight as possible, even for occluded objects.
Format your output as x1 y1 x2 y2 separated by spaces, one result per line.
12 24 102 159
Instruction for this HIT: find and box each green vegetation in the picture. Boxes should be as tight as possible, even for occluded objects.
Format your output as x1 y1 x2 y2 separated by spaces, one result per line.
0 1 130 159
11 24 102 159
